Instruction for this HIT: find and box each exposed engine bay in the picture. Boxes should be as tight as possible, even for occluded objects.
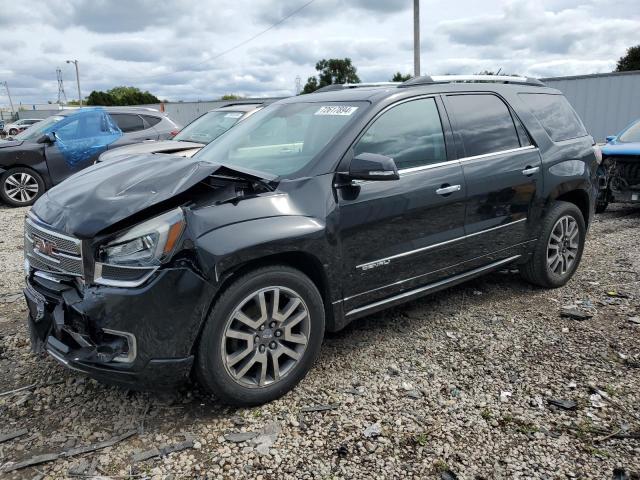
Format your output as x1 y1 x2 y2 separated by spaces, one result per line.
600 155 640 203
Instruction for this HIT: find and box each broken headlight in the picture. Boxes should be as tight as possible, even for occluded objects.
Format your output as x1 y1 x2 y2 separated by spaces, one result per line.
95 208 185 287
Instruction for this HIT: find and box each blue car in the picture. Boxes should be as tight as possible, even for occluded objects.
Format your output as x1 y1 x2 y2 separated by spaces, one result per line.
596 118 640 212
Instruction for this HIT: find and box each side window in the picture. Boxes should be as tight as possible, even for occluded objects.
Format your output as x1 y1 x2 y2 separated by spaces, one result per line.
447 94 521 157
141 115 162 127
519 93 587 142
110 113 145 133
55 119 80 141
354 98 447 170
513 114 532 147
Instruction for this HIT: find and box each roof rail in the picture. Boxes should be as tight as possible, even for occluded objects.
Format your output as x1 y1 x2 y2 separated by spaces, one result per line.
315 82 400 93
399 75 546 88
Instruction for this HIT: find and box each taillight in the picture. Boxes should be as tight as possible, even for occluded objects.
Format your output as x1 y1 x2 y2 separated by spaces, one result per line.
169 129 180 138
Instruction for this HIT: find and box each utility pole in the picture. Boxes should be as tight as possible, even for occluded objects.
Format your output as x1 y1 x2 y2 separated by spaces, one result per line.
66 59 82 106
413 0 421 77
56 67 67 105
2 81 15 115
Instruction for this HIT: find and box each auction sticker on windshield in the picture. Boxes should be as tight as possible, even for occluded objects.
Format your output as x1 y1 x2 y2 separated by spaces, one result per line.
315 106 358 116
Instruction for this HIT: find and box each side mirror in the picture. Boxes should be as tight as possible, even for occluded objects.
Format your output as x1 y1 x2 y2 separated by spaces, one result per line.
605 135 616 143
348 152 399 181
37 132 56 144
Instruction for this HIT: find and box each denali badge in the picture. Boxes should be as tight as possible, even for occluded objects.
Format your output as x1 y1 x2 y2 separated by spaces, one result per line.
358 259 391 271
33 236 56 256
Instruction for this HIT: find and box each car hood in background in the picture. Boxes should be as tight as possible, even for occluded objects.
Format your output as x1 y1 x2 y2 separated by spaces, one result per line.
0 140 24 149
99 140 205 162
602 142 640 156
31 153 275 239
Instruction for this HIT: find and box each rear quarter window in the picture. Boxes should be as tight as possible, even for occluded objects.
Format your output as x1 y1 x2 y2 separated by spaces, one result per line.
141 115 162 127
519 93 587 142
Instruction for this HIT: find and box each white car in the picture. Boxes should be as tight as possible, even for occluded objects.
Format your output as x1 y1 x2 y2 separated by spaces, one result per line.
2 118 42 136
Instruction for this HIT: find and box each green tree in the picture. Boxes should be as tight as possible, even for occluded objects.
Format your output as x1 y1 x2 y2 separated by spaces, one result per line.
391 72 412 82
220 94 243 100
616 45 640 72
302 58 360 94
86 86 160 106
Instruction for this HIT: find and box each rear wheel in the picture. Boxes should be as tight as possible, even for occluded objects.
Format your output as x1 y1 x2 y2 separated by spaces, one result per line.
519 201 586 288
8 128 18 136
196 265 325 406
0 167 44 207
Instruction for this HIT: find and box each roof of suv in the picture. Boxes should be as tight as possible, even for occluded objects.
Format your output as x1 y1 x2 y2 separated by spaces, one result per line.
215 104 263 113
280 79 562 104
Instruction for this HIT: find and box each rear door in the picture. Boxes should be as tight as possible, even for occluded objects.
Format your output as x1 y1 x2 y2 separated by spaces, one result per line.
337 96 468 313
443 93 543 255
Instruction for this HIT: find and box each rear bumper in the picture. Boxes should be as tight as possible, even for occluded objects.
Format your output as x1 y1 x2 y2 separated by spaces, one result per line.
24 267 215 390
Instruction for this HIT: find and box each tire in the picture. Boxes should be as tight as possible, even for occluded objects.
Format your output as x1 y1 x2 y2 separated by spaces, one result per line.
196 265 325 406
519 201 586 288
8 128 18 136
0 167 45 207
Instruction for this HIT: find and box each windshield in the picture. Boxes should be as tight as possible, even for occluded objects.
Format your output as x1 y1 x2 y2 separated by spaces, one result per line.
619 120 640 143
175 110 244 144
14 115 64 141
195 102 366 177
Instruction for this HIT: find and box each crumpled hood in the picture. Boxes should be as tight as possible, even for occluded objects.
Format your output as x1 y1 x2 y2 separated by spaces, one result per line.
99 140 205 162
602 142 640 156
32 154 224 239
0 140 24 149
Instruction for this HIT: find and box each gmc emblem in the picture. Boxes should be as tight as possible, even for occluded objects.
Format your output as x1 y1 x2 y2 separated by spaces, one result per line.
34 236 56 256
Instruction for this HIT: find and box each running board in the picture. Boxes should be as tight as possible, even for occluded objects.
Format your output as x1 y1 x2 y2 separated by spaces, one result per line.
345 255 521 318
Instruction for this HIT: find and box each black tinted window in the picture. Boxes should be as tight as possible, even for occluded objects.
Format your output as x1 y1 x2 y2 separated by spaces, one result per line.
447 94 521 157
519 93 587 142
110 113 145 133
354 98 447 170
142 115 162 127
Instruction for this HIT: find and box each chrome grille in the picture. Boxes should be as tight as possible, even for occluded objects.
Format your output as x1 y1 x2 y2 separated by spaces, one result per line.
24 215 83 277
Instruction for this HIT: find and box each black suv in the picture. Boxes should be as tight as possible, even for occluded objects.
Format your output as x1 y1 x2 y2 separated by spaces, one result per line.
24 76 598 405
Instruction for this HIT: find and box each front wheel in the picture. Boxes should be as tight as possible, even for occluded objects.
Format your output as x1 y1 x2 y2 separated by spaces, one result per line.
196 265 325 406
519 201 586 288
8 128 18 136
0 167 45 207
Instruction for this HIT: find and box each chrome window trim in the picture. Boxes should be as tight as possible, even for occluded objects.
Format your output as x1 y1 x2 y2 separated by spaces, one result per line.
356 218 527 270
457 145 537 163
346 255 521 317
352 146 539 184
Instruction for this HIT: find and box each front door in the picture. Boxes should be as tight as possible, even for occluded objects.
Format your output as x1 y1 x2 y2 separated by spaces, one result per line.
337 97 468 314
443 93 543 255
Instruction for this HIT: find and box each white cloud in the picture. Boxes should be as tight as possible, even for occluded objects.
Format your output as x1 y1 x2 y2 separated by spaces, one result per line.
0 0 638 106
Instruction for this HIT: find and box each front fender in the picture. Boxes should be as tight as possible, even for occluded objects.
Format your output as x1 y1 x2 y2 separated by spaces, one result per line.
195 215 330 282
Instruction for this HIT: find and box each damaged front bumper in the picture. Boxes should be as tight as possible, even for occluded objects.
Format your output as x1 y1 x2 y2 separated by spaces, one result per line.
24 267 214 390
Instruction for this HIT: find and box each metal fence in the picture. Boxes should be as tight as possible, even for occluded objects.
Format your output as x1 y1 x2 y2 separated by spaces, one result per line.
16 71 640 142
17 97 284 127
543 70 640 142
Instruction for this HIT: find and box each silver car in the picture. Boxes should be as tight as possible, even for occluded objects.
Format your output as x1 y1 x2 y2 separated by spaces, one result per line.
2 118 42 136
98 104 263 162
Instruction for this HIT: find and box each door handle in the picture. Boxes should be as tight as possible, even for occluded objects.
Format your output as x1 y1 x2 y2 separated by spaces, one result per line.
522 166 540 176
436 184 461 196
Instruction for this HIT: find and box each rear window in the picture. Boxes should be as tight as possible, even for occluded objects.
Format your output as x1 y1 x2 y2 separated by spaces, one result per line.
446 94 521 157
519 93 587 142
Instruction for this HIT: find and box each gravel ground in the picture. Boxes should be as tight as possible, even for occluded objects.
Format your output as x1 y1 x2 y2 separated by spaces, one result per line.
1 203 639 479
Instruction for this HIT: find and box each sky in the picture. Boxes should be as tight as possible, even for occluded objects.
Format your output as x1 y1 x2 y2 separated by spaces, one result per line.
0 0 638 106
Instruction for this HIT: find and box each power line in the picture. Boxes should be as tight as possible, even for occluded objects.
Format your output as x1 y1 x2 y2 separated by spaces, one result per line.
142 0 317 81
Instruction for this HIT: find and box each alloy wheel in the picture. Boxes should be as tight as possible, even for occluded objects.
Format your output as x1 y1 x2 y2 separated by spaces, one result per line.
221 286 311 388
4 172 39 204
547 215 580 275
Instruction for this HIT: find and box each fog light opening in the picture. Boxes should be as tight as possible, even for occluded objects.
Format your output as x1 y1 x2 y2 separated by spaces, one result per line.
102 329 137 364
